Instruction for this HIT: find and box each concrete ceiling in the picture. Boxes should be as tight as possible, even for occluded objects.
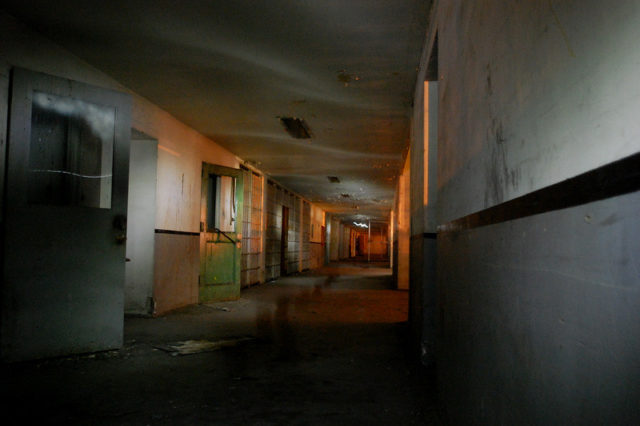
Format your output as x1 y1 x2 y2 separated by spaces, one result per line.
2 0 430 222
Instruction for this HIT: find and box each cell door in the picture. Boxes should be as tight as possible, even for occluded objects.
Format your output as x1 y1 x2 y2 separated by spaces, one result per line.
280 206 289 276
200 163 243 302
1 68 131 361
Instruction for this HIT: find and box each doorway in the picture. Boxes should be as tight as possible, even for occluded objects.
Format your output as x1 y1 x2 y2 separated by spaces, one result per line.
199 163 243 302
280 206 289 275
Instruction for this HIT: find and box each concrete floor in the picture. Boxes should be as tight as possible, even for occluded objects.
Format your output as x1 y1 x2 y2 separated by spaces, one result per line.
1 262 443 425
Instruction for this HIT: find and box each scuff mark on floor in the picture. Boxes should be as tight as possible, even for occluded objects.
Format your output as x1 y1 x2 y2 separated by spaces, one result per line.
154 336 256 356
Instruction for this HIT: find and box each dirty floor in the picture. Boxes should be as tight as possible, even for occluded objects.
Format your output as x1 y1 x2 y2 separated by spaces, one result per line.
1 262 443 425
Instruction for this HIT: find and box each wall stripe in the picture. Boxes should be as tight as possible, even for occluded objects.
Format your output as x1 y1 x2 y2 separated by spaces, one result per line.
155 229 200 236
439 152 640 233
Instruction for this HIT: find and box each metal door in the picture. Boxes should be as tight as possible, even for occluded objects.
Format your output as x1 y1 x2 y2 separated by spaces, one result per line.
200 163 243 302
1 68 131 361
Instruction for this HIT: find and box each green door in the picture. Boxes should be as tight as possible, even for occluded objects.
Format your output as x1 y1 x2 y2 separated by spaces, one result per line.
199 163 243 302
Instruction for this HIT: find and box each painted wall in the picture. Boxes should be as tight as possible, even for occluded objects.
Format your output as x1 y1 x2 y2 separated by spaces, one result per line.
415 1 640 423
1 10 330 324
0 11 233 316
396 153 410 290
435 0 640 223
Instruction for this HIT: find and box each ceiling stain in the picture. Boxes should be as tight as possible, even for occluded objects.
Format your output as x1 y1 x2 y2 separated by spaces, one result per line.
337 70 361 87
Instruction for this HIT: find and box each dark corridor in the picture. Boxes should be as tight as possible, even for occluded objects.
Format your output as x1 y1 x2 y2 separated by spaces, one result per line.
0 262 442 425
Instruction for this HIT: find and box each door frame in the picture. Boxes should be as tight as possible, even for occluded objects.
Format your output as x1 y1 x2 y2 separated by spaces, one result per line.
280 205 289 276
199 162 244 302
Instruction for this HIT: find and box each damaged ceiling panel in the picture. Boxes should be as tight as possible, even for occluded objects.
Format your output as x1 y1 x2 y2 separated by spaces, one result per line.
1 0 431 220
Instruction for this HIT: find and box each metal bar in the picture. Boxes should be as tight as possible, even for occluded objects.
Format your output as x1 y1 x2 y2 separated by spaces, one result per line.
214 227 236 244
368 219 371 263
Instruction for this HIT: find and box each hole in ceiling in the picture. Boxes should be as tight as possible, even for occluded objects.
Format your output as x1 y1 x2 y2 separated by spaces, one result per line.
280 117 312 139
337 71 352 84
327 176 340 183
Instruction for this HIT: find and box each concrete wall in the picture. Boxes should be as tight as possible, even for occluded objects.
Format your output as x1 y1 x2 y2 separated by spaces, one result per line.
438 191 640 425
435 1 640 222
414 1 640 423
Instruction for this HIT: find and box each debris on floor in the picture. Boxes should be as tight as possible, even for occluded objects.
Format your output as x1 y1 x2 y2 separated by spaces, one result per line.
154 336 256 356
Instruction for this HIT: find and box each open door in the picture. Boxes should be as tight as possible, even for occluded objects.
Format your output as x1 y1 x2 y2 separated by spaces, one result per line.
1 68 131 361
200 163 243 302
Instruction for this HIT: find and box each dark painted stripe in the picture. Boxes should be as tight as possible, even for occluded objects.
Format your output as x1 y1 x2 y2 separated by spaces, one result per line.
410 233 437 241
155 229 200 236
440 152 640 233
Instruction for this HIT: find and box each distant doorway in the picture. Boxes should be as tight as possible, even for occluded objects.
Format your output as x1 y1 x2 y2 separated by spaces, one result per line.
280 206 289 275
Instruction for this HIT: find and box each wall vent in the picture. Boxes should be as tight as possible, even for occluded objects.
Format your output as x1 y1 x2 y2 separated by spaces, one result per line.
280 117 312 139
